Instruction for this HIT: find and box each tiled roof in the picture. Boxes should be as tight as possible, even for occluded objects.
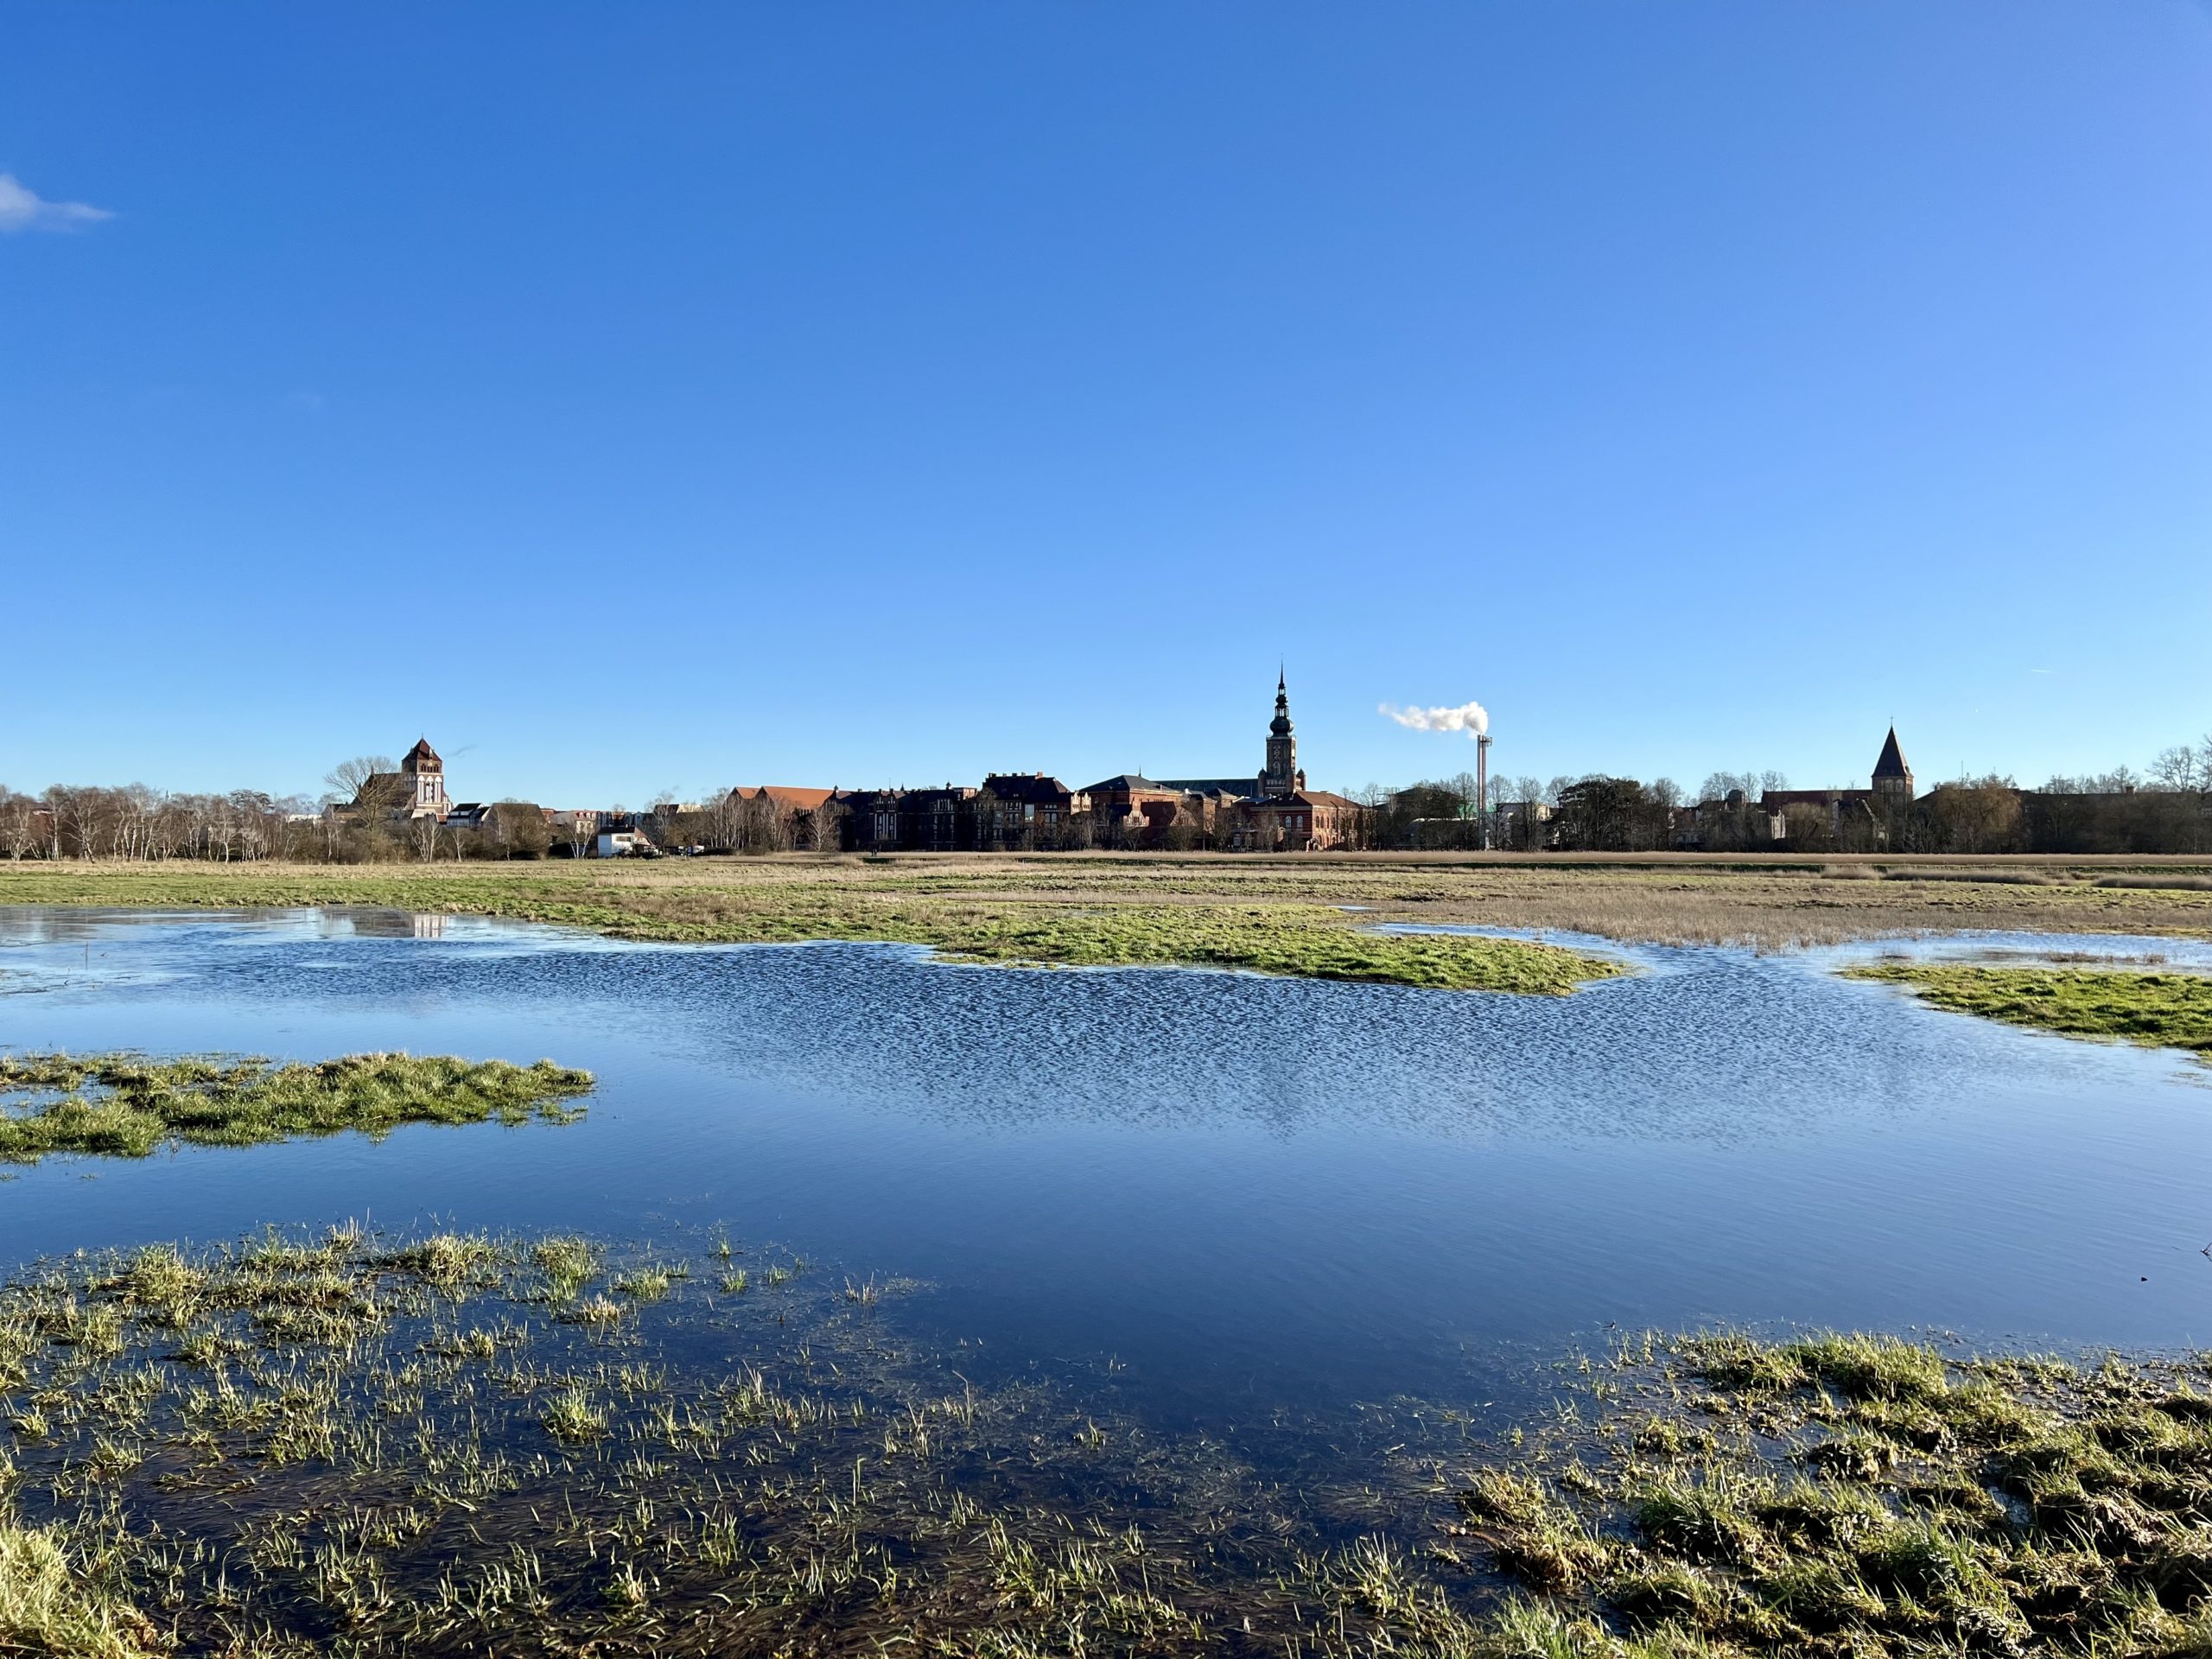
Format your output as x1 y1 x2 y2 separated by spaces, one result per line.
738 786 836 810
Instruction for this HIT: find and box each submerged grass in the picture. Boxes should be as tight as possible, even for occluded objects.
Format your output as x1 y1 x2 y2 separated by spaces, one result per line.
8 1224 2212 1656
0 1224 1478 1656
0 1050 594 1163
1847 962 2212 1058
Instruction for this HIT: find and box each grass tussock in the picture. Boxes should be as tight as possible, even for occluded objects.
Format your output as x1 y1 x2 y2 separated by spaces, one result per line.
1447 1328 2212 1656
1846 963 2212 1058
0 1520 159 1657
0 1050 594 1163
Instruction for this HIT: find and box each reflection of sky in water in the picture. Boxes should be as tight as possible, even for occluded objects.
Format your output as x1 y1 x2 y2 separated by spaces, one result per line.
3 907 2211 1428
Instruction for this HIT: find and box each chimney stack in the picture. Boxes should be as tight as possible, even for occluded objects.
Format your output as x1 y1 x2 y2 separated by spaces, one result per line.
1476 732 1491 850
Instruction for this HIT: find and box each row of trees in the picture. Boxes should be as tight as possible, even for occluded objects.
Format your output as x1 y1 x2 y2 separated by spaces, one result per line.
0 785 314 862
1359 733 2211 855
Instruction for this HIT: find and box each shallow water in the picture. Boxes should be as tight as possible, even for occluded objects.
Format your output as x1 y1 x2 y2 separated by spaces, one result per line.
3 906 2210 1434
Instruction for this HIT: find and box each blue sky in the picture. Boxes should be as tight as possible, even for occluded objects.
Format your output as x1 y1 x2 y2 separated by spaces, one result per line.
5 3 2208 807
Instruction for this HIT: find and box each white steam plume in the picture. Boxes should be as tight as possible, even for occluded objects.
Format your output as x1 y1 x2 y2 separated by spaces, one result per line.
1379 700 1489 738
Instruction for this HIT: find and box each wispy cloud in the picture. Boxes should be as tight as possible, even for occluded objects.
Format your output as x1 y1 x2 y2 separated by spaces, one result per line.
0 172 112 233
1379 699 1489 738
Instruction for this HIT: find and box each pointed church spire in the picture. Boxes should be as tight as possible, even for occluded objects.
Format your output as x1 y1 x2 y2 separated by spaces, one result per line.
1872 726 1909 779
1872 726 1914 800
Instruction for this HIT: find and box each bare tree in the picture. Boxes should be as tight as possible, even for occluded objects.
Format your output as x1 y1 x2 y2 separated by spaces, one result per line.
325 756 398 815
0 791 39 861
2152 745 2205 792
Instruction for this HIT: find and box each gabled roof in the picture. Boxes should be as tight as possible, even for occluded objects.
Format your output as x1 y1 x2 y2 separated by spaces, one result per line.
1872 727 1910 779
1082 773 1173 794
736 785 836 811
403 738 441 769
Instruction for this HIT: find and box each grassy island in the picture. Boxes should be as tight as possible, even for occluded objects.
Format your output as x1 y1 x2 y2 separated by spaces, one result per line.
0 1051 593 1163
1847 962 2212 1060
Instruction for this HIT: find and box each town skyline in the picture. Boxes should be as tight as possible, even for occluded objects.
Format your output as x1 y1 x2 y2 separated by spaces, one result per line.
7 676 2204 816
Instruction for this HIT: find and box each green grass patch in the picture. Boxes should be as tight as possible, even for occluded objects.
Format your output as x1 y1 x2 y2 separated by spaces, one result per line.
1453 1329 2212 1656
0 1051 593 1163
1846 961 2212 1057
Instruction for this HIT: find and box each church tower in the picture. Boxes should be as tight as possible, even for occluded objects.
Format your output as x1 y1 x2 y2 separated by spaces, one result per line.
1260 671 1305 798
1871 727 1913 803
399 737 448 817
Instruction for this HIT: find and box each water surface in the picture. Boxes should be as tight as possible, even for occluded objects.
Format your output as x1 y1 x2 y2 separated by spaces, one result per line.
3 906 2210 1433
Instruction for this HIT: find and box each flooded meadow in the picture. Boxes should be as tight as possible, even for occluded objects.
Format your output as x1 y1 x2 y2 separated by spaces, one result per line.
5 906 2212 1654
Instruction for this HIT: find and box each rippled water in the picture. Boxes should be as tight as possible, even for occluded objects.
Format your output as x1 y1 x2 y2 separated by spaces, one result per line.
3 906 2210 1431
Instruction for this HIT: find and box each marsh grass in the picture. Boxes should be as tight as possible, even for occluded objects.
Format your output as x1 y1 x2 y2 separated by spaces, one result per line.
0 1519 159 1657
0 1224 1508 1656
0 1050 594 1164
7 855 2211 963
0 864 1648 991
1446 1330 2212 1656
1846 963 2212 1058
8 1224 2211 1656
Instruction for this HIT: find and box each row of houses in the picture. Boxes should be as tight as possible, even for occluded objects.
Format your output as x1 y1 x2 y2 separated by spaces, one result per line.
320 718 2212 859
349 676 1379 856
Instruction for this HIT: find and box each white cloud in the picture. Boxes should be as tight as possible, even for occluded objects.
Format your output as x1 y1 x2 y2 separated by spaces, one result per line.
1379 699 1489 738
0 172 112 233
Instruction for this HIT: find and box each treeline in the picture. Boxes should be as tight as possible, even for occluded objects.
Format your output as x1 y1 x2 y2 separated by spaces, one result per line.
0 784 578 864
0 785 315 862
9 735 2208 863
1366 735 2212 855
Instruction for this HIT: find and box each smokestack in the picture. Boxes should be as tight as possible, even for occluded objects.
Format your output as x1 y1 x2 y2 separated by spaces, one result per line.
1476 732 1491 851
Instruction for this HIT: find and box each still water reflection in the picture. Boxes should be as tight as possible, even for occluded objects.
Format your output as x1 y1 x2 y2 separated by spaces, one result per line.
2 906 2209 1428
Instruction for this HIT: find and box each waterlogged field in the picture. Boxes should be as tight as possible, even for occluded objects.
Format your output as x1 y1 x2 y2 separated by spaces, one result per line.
5 904 2212 1654
5 850 2212 959
19 1227 2212 1656
0 861 1637 993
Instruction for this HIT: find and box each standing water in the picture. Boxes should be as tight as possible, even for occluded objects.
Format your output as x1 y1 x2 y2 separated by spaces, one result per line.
4 906 2209 1417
